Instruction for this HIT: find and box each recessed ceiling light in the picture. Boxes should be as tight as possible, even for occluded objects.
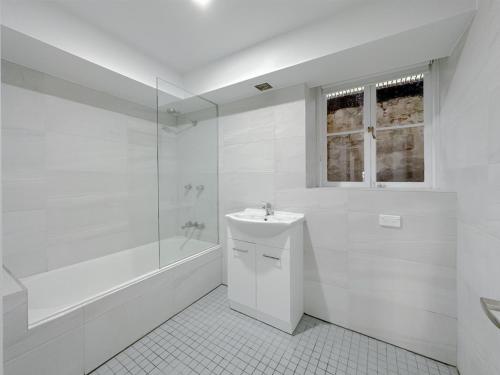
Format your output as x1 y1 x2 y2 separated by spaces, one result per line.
192 0 211 7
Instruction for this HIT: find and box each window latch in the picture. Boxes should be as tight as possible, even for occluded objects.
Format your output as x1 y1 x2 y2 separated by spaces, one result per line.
368 126 376 140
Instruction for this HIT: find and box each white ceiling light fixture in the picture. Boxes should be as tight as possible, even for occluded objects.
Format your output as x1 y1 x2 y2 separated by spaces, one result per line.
192 0 211 8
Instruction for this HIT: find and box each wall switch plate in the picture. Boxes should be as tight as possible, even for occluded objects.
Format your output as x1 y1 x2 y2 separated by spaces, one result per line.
379 214 401 228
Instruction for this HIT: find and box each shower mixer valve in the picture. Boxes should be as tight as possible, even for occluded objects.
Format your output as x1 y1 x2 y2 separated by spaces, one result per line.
181 221 205 230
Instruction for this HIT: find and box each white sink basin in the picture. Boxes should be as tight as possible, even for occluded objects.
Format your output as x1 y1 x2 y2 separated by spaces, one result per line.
226 208 304 237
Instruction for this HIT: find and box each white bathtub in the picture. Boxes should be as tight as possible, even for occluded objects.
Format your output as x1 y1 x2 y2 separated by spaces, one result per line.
160 235 219 267
5 236 222 375
21 236 218 326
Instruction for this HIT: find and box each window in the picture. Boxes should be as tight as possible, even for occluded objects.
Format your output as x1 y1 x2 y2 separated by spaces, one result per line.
320 71 431 188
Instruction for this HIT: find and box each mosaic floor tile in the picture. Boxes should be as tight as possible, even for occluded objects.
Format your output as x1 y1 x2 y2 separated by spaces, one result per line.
91 286 458 375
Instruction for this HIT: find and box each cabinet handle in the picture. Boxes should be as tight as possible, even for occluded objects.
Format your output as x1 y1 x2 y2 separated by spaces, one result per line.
263 254 280 261
233 248 248 253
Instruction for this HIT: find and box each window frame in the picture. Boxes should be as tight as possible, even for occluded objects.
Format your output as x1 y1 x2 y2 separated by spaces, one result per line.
319 66 433 189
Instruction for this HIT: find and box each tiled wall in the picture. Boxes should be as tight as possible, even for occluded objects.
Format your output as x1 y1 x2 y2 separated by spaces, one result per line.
219 84 458 364
439 0 500 374
174 115 219 244
2 61 220 279
2 62 159 277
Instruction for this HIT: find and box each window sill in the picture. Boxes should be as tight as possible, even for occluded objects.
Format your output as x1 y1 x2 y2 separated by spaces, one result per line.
310 186 455 193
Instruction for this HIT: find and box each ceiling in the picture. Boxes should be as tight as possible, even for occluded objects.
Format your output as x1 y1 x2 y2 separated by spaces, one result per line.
52 0 366 74
2 0 476 106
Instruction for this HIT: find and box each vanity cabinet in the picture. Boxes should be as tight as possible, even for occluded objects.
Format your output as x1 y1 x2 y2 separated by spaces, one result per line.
228 239 256 307
227 219 304 334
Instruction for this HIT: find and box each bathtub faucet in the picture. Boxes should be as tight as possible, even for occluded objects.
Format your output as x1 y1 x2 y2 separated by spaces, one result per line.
181 221 205 230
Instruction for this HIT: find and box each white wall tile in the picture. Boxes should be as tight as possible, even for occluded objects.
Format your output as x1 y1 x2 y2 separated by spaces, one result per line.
46 228 130 270
2 128 45 179
5 327 84 375
2 77 161 274
3 210 47 277
3 302 28 348
2 178 47 212
304 209 348 251
45 94 127 142
172 257 222 313
348 253 456 317
274 136 306 174
304 247 348 288
304 281 349 327
84 278 175 373
275 188 348 211
5 308 84 362
172 117 218 243
347 190 457 216
46 133 128 173
439 0 500 373
221 107 275 146
1 84 46 132
349 240 456 268
222 140 274 173
274 172 306 190
220 172 275 212
274 99 306 139
349 289 457 365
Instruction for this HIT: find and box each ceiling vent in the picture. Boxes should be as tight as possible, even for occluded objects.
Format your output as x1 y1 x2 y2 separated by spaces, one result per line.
254 82 273 92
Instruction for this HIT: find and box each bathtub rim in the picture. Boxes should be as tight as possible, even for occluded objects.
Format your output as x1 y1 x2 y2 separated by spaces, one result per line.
26 243 221 329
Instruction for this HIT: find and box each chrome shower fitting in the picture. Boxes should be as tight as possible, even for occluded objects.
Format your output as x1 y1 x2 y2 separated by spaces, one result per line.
196 185 204 193
181 221 205 230
181 221 193 229
184 184 192 191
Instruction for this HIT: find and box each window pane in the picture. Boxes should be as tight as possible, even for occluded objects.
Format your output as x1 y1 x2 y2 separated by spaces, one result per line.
376 77 423 128
327 90 364 133
327 133 364 182
376 127 424 182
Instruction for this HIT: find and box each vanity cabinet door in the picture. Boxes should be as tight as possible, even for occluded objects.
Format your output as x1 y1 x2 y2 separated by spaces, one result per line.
256 245 291 321
228 239 256 308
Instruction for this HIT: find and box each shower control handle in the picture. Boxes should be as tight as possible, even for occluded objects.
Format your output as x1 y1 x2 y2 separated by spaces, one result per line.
181 221 193 229
181 221 205 230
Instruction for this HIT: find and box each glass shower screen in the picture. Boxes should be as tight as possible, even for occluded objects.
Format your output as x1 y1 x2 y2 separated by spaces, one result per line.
156 78 219 268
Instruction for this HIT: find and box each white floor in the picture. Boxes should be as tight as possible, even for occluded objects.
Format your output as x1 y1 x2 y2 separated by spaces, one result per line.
91 285 458 375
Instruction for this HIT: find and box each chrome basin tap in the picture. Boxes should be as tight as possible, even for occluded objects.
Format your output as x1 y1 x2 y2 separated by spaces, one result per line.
261 202 274 216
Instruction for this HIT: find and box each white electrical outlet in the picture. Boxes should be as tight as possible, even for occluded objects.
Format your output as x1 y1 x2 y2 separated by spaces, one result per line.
379 214 401 228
